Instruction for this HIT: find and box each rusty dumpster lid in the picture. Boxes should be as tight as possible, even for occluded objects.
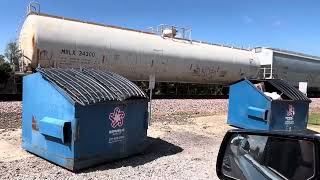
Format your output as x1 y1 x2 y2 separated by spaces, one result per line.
37 68 147 106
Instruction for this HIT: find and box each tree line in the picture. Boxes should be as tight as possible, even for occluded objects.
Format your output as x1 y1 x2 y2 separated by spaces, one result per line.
0 42 21 85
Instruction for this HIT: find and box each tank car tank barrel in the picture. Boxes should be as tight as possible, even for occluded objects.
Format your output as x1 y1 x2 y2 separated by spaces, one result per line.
19 13 260 84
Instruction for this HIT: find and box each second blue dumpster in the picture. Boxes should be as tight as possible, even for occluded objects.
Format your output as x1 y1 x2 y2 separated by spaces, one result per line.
228 79 311 131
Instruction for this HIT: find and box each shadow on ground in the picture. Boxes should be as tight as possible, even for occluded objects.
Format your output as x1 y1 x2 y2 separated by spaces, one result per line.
79 137 183 173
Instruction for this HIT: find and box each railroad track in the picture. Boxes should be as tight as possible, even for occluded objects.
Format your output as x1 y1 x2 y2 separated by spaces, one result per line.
0 94 22 101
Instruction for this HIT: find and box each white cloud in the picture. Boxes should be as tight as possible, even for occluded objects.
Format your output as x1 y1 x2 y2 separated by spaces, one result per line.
273 20 282 26
242 16 253 24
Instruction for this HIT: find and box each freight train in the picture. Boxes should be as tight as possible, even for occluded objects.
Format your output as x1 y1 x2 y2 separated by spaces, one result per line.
5 4 320 97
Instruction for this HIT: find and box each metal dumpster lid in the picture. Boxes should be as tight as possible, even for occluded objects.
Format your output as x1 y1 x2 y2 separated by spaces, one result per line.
37 68 147 106
231 78 311 102
266 79 311 102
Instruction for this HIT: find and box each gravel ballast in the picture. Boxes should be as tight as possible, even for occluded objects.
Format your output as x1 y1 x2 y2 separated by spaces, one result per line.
1 98 320 129
0 101 22 129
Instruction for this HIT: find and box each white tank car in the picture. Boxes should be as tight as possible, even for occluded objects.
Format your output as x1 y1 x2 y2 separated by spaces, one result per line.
19 13 260 84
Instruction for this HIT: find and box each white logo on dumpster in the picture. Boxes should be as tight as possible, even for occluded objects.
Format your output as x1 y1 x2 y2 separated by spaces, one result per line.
285 105 295 128
109 107 125 128
287 105 295 117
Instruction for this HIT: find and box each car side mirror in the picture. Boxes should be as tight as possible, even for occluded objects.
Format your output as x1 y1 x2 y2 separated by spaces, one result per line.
216 129 319 180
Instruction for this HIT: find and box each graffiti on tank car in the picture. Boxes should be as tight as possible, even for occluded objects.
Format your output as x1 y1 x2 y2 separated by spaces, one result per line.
219 70 227 78
307 74 314 83
61 49 95 58
39 49 53 60
239 69 245 76
191 65 201 76
191 65 220 77
203 66 219 77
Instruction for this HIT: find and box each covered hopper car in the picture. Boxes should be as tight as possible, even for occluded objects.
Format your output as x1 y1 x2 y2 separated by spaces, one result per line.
255 47 320 97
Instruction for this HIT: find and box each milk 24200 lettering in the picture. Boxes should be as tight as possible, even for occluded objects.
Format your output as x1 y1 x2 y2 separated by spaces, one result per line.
61 49 95 57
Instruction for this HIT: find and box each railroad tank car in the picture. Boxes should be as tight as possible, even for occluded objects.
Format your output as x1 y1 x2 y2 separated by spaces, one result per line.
19 13 260 85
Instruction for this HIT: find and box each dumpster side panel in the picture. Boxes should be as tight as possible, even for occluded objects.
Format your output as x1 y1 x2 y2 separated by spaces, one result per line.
22 73 75 169
228 80 271 130
73 99 148 170
270 101 309 131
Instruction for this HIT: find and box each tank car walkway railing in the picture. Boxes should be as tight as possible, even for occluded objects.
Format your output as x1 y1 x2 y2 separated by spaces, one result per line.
27 2 40 15
259 65 277 79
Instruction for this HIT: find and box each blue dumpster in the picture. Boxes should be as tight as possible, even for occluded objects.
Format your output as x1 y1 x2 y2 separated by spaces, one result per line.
22 68 148 171
228 79 311 131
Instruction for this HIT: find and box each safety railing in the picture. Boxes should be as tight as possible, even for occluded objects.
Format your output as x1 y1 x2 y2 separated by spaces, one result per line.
27 2 40 15
259 66 277 79
147 24 192 40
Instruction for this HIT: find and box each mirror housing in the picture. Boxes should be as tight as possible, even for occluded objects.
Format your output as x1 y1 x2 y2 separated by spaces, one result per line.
216 129 320 180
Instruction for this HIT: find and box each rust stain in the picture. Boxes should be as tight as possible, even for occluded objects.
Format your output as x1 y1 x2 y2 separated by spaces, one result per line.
32 115 39 131
65 159 75 171
39 49 53 61
114 54 120 61
102 55 105 64
239 69 244 76
31 34 38 64
219 70 227 77
36 49 40 65
32 35 36 49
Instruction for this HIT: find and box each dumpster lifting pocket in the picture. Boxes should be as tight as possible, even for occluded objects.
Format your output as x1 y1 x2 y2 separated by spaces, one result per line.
38 117 71 143
247 106 268 121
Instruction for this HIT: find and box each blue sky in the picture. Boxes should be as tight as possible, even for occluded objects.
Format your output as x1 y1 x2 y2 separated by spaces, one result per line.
0 0 319 56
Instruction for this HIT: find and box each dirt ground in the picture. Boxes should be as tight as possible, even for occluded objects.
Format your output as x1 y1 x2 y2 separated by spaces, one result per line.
307 124 320 133
0 129 31 162
1 98 320 179
0 115 231 180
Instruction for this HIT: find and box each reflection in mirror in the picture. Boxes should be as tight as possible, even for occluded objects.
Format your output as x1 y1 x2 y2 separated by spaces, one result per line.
221 134 315 180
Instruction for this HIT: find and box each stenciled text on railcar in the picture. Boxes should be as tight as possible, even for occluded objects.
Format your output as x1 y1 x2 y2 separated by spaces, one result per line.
61 49 96 58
